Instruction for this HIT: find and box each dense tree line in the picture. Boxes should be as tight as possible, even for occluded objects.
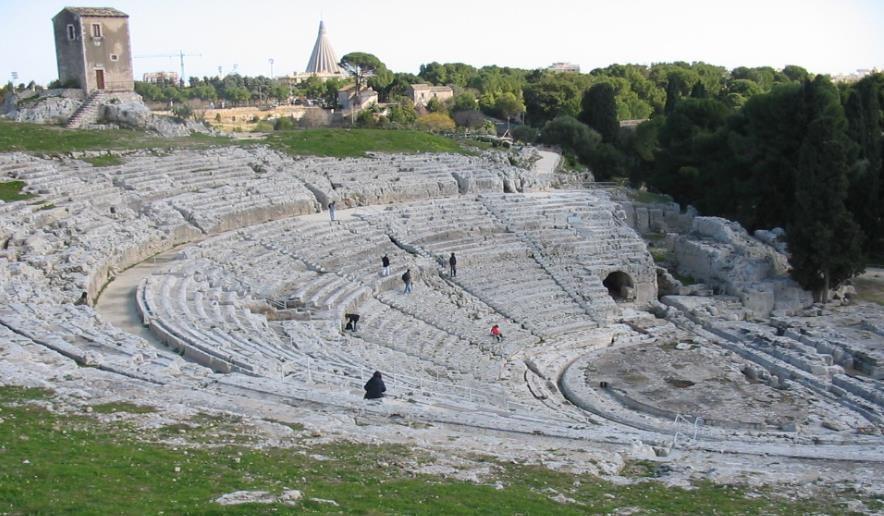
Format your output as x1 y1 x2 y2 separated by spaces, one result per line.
415 61 810 126
412 61 881 298
134 74 347 108
644 74 883 299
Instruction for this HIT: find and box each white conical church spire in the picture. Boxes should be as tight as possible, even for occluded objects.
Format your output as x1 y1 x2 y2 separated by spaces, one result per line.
305 20 342 75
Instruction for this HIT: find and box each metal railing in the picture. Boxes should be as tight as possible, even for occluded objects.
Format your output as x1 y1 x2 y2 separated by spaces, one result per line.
672 413 704 447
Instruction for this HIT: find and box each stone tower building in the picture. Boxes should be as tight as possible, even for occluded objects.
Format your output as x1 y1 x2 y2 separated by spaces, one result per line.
52 7 134 94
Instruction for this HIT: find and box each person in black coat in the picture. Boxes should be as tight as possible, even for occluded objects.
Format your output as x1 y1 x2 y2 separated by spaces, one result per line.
344 313 360 331
449 252 457 277
364 371 386 399
402 269 413 294
381 254 390 276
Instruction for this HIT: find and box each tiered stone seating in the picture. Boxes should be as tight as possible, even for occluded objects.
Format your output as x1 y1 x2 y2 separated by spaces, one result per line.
138 260 302 377
0 301 185 383
375 278 539 353
481 192 657 306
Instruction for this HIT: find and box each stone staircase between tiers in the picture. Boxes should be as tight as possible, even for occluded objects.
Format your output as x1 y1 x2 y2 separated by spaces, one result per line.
65 92 106 129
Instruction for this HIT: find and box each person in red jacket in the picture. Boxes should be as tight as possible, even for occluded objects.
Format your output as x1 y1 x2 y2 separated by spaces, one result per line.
490 324 503 342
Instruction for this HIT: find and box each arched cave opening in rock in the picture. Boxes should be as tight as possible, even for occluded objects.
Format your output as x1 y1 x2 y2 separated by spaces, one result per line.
603 271 634 302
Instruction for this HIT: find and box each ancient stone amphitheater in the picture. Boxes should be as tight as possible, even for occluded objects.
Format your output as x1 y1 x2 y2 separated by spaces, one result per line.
1 146 882 488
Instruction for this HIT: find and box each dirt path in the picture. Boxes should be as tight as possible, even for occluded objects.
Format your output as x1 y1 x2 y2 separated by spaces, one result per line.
94 250 183 349
532 148 562 175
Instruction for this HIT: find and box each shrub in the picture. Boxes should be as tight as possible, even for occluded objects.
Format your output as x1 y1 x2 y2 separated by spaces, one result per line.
541 115 601 163
254 120 275 132
416 113 455 132
274 116 296 130
171 103 193 121
453 110 485 130
511 125 539 144
47 78 80 89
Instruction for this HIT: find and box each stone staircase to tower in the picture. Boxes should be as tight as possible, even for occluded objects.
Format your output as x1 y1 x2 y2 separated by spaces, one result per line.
65 91 106 129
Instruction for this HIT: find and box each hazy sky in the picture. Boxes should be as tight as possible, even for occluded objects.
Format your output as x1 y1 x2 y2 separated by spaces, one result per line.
2 0 883 84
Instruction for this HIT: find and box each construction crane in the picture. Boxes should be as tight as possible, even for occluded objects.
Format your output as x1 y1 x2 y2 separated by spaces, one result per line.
134 50 202 86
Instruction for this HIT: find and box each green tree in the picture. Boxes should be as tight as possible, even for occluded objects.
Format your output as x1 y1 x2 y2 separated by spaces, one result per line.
541 115 601 165
782 65 810 82
663 69 697 115
511 125 539 143
419 62 478 87
225 86 251 105
339 52 387 96
522 72 589 125
652 97 733 212
451 92 478 112
788 79 864 301
171 103 193 121
426 96 447 114
387 96 417 126
495 92 525 132
134 82 164 101
453 110 486 131
383 73 420 99
843 75 883 255
579 82 619 144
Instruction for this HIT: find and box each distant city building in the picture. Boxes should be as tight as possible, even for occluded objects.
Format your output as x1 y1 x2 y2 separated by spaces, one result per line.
408 84 454 107
52 7 134 93
337 84 378 111
142 71 179 84
547 62 580 73
832 68 880 83
283 21 346 84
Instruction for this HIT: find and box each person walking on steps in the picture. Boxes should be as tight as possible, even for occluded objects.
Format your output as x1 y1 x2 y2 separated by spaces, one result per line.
490 324 503 342
402 268 413 294
327 200 337 224
449 252 457 278
382 254 390 277
364 371 386 400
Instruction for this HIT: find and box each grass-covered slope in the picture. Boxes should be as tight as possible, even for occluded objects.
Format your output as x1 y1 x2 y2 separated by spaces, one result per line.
0 386 870 514
0 121 471 160
0 120 227 153
266 128 466 158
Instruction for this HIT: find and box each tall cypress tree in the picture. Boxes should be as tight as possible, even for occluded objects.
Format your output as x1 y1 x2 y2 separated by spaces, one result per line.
787 77 864 302
579 82 619 144
844 76 882 256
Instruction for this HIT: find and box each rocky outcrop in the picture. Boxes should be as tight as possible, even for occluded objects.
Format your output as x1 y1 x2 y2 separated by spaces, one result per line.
101 96 212 137
672 217 812 317
3 89 85 124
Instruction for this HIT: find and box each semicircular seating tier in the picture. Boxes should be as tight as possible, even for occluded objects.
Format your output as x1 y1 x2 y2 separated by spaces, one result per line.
1 147 882 451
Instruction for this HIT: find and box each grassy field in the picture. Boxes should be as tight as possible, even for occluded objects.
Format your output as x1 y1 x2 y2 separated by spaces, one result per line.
0 386 872 514
266 128 467 158
0 121 475 161
0 120 228 154
0 180 34 202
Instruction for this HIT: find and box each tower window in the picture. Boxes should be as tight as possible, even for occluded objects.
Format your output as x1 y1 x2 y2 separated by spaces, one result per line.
110 54 119 62
92 23 102 38
66 24 76 40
